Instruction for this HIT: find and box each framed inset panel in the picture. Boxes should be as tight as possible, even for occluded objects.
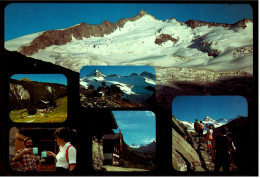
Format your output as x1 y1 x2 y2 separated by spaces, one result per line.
92 110 156 172
80 66 156 109
172 96 248 172
9 74 67 123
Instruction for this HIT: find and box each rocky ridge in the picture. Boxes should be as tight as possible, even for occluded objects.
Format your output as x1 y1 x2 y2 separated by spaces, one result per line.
172 115 212 171
18 9 152 56
16 10 252 60
9 78 67 111
185 18 252 29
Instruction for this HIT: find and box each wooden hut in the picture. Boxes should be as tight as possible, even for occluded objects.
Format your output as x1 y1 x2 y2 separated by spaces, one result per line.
84 110 124 168
102 131 123 166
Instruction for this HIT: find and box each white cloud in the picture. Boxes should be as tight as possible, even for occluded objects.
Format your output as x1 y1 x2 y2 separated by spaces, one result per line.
116 120 141 130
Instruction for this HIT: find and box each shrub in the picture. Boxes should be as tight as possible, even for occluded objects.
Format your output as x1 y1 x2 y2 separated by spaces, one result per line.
27 107 37 115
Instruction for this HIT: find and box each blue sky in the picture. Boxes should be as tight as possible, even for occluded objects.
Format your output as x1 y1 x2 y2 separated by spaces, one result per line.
5 3 253 41
112 111 156 146
80 66 155 78
11 74 67 85
172 96 248 122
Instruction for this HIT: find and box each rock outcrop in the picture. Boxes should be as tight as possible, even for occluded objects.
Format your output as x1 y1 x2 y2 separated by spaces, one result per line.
92 137 105 171
155 34 177 46
19 21 118 56
185 20 230 29
18 10 154 56
172 116 204 171
116 9 156 28
9 78 67 111
185 18 252 29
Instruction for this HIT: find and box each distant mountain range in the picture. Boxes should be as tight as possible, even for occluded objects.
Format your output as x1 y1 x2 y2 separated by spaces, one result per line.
5 9 253 74
130 140 156 153
178 115 244 133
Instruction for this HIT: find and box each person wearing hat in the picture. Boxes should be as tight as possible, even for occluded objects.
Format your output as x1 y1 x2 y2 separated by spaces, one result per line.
212 127 236 172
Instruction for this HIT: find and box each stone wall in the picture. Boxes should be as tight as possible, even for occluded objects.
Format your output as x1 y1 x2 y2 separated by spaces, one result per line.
92 138 105 171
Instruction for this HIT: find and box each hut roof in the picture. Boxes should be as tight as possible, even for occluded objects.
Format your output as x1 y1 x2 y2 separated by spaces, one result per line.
102 133 120 140
80 109 118 129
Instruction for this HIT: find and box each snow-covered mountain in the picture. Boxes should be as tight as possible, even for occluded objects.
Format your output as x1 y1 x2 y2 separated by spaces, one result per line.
5 10 253 74
80 69 155 103
130 143 141 149
131 140 156 153
203 116 234 129
178 116 235 133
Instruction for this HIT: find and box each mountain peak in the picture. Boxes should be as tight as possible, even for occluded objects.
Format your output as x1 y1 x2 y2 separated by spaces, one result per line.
116 9 156 28
140 71 156 80
19 77 32 82
90 69 106 77
133 9 157 21
137 9 148 17
203 116 215 122
130 73 139 77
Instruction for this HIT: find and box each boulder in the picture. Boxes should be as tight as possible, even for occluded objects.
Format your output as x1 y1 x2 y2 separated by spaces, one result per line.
172 128 204 171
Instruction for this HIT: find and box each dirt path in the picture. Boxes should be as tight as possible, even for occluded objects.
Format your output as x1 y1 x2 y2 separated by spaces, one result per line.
103 165 149 172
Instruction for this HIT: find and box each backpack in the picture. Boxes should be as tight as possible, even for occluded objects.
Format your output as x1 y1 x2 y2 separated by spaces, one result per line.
194 121 199 130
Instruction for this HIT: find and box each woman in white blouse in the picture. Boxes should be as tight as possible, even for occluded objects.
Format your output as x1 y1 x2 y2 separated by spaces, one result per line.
47 128 76 173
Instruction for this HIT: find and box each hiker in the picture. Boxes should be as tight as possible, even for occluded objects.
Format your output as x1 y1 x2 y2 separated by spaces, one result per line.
206 125 214 152
194 119 200 135
212 127 236 172
12 137 41 172
198 121 204 142
47 128 76 173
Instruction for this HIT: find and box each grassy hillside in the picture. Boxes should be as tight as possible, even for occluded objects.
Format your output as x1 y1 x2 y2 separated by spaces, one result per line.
10 96 67 123
119 141 155 171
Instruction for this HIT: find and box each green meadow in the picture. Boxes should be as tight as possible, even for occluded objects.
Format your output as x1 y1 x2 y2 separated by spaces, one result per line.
10 96 67 123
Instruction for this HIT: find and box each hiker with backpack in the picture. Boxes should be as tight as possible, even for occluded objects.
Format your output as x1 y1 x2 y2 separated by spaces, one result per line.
198 121 204 142
194 119 200 135
47 127 76 173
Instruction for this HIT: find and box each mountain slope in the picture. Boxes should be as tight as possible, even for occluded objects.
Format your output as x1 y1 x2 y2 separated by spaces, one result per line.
133 141 156 153
9 78 67 111
119 141 155 171
5 10 253 74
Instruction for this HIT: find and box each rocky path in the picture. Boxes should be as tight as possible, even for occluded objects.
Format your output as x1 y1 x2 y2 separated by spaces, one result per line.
103 165 149 172
194 137 215 171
